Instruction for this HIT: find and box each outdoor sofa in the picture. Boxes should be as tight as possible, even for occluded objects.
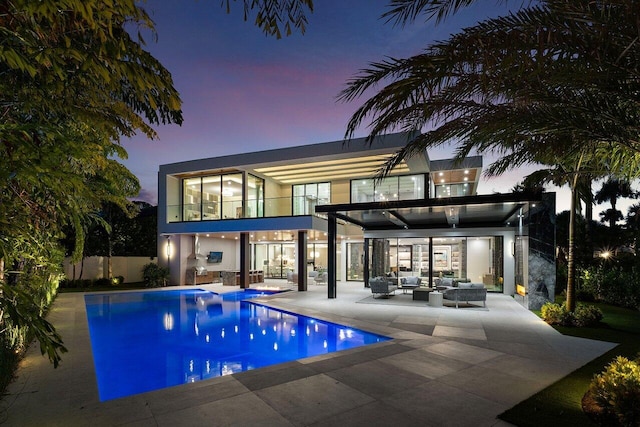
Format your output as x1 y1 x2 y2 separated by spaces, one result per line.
440 282 487 308
399 276 421 293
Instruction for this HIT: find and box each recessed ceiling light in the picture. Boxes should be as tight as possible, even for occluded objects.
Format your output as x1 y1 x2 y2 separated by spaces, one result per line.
464 170 469 174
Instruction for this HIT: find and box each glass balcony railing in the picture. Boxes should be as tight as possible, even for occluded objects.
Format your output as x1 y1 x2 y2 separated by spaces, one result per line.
166 196 328 223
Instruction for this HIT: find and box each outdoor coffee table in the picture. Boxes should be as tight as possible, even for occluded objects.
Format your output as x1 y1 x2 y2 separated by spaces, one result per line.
412 287 433 301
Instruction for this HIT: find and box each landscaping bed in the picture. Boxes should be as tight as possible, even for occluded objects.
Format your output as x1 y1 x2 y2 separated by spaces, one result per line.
499 301 640 426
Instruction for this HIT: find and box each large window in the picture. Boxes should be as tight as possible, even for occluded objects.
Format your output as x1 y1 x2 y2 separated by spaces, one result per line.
351 174 426 203
183 177 203 221
434 183 472 198
246 174 264 218
292 182 330 215
182 172 263 221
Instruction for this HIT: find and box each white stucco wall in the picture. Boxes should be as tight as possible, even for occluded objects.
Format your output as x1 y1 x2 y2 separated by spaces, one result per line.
63 256 157 283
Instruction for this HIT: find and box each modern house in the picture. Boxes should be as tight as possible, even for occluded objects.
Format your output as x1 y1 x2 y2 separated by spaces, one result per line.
157 132 555 309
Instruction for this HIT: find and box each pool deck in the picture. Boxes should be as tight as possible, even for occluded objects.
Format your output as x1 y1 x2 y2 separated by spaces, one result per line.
0 282 616 426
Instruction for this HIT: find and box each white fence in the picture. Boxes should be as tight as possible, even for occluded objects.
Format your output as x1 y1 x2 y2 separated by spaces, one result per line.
63 256 157 283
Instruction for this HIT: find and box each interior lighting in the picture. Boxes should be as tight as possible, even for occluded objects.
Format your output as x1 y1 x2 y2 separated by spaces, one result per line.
439 172 444 176
464 170 469 174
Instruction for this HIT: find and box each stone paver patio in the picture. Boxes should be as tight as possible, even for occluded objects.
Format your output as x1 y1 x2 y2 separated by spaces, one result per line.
0 282 616 426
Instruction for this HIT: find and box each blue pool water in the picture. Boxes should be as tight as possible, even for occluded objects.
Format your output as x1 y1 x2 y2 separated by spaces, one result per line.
84 289 390 401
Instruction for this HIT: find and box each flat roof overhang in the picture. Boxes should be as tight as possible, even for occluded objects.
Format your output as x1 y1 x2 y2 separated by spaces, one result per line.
316 192 544 230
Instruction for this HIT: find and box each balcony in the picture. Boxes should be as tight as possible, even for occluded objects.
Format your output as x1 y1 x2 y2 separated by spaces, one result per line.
166 196 328 223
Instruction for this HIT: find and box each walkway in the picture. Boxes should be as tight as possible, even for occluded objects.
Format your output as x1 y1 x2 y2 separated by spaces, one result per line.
0 282 616 426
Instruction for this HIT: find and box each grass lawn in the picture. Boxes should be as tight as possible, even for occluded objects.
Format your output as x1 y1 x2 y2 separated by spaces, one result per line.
498 301 640 426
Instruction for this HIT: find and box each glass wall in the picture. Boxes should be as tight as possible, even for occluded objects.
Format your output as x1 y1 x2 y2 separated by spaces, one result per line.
293 182 330 215
351 174 426 203
202 175 221 219
182 172 264 221
252 243 295 279
375 236 503 291
434 182 472 198
246 174 264 218
307 243 328 272
183 178 202 221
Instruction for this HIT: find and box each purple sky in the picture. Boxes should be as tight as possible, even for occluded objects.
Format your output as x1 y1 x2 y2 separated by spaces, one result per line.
121 0 624 217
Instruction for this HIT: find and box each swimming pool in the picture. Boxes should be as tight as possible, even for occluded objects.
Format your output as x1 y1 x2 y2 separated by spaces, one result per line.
84 289 391 401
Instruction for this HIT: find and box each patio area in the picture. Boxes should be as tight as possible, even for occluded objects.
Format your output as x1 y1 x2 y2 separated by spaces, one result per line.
0 282 616 426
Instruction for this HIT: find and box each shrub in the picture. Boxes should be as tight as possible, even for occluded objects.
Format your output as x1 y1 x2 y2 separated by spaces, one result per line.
93 278 112 288
574 304 604 327
541 302 574 326
541 302 603 327
588 355 640 426
580 264 640 310
142 263 169 288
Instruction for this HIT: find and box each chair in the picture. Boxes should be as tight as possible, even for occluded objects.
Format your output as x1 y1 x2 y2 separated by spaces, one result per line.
286 271 298 284
369 277 398 298
399 276 421 293
314 271 328 285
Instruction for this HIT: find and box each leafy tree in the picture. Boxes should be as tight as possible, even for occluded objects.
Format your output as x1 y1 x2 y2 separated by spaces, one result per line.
0 0 312 368
339 0 640 311
0 0 183 366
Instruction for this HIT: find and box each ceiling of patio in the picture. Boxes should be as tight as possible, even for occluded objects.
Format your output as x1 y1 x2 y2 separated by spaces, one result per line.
316 193 539 230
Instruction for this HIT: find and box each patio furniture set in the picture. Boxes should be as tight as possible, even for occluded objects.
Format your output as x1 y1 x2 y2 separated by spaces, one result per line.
368 276 487 308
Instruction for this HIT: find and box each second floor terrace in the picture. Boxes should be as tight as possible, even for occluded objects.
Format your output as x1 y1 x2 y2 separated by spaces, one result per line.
159 133 482 225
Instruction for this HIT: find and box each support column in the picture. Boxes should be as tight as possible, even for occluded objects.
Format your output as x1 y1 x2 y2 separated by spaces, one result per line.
328 214 337 299
363 237 370 287
297 230 308 291
428 237 434 288
239 232 250 289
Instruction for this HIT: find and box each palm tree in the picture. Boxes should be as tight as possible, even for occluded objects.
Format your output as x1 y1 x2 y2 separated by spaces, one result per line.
594 178 638 228
339 0 640 311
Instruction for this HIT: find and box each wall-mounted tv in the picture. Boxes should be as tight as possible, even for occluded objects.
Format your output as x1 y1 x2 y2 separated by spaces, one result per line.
207 251 223 263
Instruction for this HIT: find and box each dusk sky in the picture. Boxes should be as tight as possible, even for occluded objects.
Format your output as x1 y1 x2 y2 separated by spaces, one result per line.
121 0 629 218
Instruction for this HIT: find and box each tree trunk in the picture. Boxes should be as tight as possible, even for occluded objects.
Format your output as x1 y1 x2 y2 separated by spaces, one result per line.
566 185 577 312
584 176 593 259
610 199 617 229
